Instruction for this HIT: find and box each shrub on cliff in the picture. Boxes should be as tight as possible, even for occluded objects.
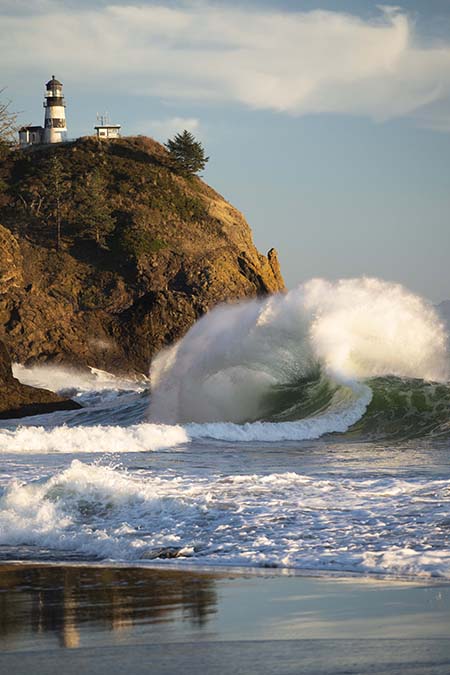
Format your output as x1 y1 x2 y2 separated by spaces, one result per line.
165 130 209 177
113 205 167 262
17 155 71 250
114 224 167 262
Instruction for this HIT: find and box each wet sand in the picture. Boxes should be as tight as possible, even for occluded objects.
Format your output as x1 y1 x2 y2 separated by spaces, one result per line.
0 562 449 674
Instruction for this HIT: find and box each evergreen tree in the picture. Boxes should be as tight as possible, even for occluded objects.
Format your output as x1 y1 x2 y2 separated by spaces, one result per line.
165 130 209 176
75 170 115 247
20 155 71 250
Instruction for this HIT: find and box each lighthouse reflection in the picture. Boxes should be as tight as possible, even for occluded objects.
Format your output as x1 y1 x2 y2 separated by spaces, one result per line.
0 565 218 651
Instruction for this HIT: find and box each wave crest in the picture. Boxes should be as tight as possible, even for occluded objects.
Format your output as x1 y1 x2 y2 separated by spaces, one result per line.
149 278 449 432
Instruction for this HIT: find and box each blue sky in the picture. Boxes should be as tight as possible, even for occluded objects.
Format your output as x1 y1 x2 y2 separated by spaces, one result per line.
2 0 450 300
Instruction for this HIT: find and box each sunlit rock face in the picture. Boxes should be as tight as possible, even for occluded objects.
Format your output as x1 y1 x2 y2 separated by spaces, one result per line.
0 136 285 374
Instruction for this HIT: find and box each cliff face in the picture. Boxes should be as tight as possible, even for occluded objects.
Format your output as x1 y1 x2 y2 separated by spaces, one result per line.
0 339 80 419
0 136 284 374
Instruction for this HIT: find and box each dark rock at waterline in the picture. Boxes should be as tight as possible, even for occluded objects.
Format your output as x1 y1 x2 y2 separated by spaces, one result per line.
0 339 81 419
0 136 285 374
141 547 185 560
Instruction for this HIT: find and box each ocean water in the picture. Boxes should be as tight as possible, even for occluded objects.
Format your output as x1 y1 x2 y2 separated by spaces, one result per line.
1 277 450 579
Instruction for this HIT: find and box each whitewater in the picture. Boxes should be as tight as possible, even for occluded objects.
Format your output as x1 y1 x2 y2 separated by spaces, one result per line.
1 277 450 579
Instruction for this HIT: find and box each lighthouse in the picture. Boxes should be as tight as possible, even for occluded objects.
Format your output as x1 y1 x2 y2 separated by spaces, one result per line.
43 76 67 143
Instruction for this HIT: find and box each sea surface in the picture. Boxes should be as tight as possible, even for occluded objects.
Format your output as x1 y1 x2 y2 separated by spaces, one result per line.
1 278 450 579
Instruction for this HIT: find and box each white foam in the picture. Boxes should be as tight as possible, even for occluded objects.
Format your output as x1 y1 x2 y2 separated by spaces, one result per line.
362 549 450 578
2 460 450 578
186 382 372 442
0 423 188 454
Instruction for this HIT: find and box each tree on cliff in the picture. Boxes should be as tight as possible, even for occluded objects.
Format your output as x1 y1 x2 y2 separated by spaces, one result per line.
0 90 18 145
17 155 71 250
75 170 115 247
43 156 71 251
165 130 209 176
0 91 17 197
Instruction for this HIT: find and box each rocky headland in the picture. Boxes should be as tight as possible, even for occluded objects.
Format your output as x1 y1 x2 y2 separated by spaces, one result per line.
0 135 284 414
0 339 80 419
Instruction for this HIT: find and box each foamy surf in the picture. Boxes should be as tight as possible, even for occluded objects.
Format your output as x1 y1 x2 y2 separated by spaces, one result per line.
0 423 188 454
1 459 450 578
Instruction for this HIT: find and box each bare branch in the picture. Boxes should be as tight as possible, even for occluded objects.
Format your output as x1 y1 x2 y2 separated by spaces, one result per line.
0 88 19 143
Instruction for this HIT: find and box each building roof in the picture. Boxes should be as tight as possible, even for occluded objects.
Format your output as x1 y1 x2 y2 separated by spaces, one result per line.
46 76 62 87
19 125 44 132
94 124 121 129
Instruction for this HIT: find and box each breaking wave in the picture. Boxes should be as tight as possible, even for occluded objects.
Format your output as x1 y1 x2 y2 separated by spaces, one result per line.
0 277 448 452
148 278 449 441
0 423 188 454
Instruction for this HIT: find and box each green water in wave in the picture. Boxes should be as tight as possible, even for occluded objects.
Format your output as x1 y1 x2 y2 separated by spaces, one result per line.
261 368 340 423
261 371 450 440
347 376 450 440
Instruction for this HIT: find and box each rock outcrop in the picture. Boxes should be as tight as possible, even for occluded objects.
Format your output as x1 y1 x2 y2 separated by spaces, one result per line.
0 339 81 419
0 136 285 374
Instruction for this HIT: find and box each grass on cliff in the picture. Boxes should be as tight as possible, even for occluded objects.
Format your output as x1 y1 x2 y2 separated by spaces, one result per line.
0 135 223 269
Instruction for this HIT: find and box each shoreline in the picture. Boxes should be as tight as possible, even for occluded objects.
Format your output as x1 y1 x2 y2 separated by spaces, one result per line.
1 561 450 672
1 558 449 586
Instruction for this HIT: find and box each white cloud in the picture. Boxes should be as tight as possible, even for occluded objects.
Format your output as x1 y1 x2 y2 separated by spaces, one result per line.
3 2 450 127
138 116 200 141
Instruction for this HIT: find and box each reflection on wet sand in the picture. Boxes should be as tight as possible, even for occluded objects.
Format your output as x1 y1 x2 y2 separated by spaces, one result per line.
0 564 218 650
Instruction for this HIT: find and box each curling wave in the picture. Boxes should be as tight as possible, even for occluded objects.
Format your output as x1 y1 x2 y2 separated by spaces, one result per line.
0 277 448 450
149 278 449 441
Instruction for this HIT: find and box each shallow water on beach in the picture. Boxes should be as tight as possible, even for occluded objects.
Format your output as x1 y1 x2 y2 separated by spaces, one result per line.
1 563 450 675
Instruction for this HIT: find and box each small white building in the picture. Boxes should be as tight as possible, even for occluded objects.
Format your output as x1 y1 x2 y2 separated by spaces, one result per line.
94 114 121 139
18 125 44 146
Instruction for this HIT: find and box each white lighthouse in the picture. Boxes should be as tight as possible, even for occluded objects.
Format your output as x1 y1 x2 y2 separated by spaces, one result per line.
43 76 67 143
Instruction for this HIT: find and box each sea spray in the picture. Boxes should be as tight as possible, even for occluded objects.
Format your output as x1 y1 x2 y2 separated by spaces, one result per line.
305 278 448 382
149 278 449 428
12 364 149 395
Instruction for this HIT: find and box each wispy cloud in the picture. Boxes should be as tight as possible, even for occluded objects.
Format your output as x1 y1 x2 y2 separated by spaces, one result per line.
3 2 450 128
138 117 200 141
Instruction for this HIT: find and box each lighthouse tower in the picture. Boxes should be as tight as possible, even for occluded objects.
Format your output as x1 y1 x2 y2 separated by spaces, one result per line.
43 76 67 143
